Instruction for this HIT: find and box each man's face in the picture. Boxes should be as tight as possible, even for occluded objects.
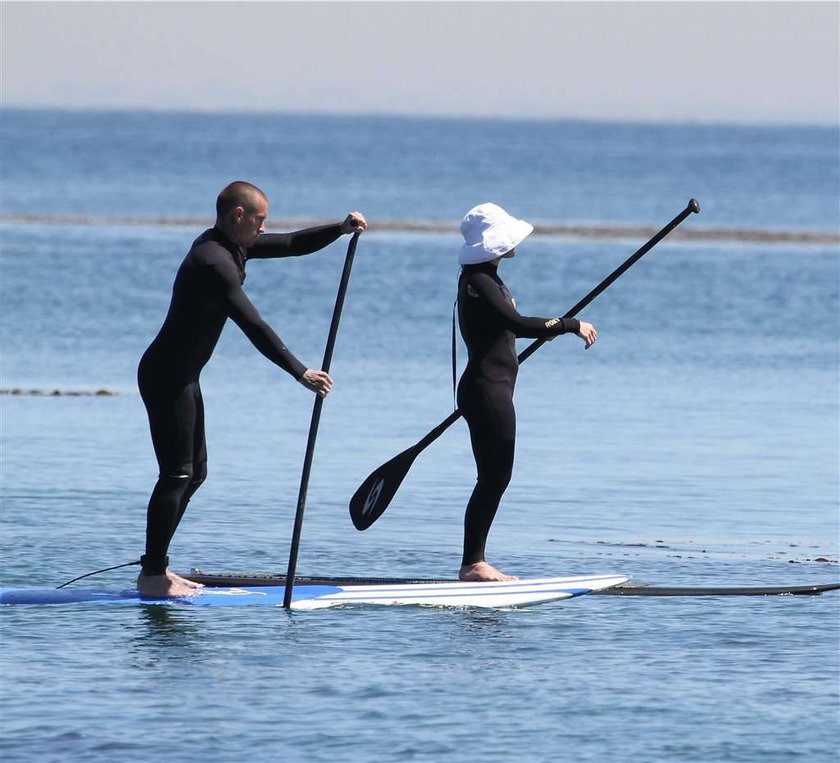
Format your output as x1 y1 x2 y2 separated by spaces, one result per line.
234 196 268 246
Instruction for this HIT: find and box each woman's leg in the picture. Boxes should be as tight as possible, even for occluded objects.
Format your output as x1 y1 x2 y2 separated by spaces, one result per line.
460 383 516 579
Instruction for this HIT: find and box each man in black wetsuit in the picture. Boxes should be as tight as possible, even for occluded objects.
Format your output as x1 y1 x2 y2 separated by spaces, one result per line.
137 181 367 598
456 203 596 582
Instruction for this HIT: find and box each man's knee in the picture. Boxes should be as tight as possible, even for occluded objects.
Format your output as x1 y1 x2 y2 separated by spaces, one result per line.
160 463 195 482
156 456 206 502
160 461 206 491
158 464 207 494
161 456 206 478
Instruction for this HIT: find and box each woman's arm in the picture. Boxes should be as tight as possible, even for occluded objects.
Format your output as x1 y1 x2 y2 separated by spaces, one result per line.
468 270 582 339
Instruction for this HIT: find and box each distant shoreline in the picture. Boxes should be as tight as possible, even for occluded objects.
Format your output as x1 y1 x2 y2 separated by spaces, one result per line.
1 388 118 397
2 214 837 245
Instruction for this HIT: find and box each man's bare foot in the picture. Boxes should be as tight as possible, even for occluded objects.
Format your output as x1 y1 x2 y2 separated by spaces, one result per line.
137 572 197 599
459 562 518 582
166 569 204 589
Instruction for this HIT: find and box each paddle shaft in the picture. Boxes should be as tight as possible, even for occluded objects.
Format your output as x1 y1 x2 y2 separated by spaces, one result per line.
412 199 700 451
284 232 360 608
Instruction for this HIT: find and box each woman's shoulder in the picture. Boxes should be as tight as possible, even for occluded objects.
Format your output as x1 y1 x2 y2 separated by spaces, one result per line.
462 265 506 291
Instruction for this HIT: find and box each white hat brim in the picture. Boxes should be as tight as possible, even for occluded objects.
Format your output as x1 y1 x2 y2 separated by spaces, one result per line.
459 218 534 265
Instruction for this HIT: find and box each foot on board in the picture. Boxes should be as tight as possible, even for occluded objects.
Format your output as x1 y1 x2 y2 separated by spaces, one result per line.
459 562 518 582
166 569 204 589
136 572 198 599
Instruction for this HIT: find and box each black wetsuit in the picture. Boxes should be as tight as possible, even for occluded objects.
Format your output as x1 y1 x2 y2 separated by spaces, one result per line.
456 263 580 567
138 224 342 575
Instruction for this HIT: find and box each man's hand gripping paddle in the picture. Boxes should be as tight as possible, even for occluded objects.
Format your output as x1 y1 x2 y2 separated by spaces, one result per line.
349 199 700 531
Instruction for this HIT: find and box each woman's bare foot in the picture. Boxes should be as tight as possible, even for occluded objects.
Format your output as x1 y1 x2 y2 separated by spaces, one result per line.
459 562 518 582
137 572 197 599
166 569 204 589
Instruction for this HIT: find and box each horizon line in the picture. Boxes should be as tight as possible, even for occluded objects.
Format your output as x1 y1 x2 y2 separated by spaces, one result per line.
2 104 837 131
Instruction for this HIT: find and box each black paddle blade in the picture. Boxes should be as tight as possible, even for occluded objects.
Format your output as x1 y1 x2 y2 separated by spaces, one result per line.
349 446 420 530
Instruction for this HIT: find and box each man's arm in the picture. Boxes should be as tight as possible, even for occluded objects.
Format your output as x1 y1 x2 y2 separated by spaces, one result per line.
245 224 343 260
215 256 308 378
245 212 367 260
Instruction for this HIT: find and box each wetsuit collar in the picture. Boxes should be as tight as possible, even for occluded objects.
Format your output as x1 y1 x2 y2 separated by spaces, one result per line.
463 261 499 274
212 224 242 251
212 225 247 282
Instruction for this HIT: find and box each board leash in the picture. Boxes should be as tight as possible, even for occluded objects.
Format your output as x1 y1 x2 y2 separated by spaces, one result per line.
55 559 141 589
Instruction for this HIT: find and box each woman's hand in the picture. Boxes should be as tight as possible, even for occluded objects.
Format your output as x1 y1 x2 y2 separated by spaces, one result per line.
576 321 597 349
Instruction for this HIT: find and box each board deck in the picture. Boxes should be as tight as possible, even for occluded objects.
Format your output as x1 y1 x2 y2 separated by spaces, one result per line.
0 574 628 609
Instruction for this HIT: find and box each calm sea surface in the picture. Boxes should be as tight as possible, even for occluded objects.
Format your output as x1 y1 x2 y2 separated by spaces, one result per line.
1 110 838 762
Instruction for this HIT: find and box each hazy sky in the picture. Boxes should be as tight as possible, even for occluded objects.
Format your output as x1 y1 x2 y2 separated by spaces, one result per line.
2 1 838 125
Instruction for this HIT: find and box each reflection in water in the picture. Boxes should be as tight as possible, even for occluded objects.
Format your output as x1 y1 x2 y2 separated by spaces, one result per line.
137 602 196 636
127 604 203 667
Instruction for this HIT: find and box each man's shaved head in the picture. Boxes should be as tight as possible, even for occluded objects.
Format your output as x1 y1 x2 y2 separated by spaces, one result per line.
216 181 268 219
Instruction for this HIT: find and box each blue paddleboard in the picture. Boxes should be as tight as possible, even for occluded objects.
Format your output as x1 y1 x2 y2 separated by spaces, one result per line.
0 574 629 609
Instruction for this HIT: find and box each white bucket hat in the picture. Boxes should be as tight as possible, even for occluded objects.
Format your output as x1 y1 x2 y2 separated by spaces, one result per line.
458 203 534 265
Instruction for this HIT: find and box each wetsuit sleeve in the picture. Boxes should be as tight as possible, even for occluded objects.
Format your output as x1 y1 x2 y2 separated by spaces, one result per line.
245 224 343 260
469 271 581 338
215 258 308 379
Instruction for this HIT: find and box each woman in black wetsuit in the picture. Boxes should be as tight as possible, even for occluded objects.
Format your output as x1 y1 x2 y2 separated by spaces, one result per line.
456 203 596 581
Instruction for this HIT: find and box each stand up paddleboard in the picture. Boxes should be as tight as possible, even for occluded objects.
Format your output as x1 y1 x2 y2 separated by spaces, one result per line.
4 572 836 608
0 574 628 609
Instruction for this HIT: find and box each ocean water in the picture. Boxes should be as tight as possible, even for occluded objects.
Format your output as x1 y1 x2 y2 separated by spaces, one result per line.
1 110 838 762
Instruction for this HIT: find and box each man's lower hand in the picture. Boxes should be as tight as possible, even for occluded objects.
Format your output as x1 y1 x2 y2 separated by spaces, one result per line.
299 369 334 397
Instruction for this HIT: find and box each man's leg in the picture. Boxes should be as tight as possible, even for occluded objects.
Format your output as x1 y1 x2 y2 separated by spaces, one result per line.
171 384 207 542
164 385 208 589
138 382 202 597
